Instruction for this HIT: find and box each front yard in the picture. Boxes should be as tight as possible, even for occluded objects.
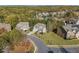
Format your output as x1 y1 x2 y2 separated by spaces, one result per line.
36 32 79 45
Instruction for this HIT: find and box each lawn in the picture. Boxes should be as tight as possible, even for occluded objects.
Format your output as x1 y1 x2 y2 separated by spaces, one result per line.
36 32 79 45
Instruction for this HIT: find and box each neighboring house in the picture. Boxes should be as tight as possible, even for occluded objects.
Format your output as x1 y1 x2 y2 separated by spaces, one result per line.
64 19 76 25
76 20 79 25
76 31 79 39
0 23 11 32
51 12 57 17
66 30 76 39
62 24 75 39
36 12 43 20
16 22 30 32
36 12 50 20
33 23 47 33
62 22 79 39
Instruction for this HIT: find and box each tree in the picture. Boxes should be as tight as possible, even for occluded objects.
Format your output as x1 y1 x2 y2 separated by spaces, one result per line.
0 15 4 23
9 29 23 44
0 38 8 50
47 20 53 32
53 20 64 28
64 12 77 18
0 29 23 52
5 14 19 29
0 32 9 51
47 20 64 32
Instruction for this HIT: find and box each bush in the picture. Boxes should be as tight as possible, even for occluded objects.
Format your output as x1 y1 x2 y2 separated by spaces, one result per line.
9 29 23 44
0 29 24 52
0 37 8 50
5 14 19 29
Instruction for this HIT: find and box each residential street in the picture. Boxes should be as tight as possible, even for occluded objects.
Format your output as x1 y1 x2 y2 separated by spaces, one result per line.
27 35 49 53
28 35 79 53
3 35 79 53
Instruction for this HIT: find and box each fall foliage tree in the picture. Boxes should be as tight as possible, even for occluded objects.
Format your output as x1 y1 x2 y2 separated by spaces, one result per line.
5 14 19 29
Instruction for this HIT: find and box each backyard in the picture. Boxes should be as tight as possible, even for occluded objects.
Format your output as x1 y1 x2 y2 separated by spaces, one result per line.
36 32 79 45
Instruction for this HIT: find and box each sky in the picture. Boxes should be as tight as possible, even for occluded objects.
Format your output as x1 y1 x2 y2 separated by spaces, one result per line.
0 0 79 5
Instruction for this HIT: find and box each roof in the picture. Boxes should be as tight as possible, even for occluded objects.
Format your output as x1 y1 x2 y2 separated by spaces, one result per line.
63 24 72 31
16 22 30 30
63 24 79 32
33 23 46 32
34 23 46 29
16 22 29 26
76 20 79 25
0 23 11 32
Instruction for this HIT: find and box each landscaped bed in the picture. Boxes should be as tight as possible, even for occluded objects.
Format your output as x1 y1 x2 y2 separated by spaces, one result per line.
36 32 79 45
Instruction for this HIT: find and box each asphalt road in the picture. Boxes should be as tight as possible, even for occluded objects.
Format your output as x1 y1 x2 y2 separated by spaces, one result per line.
27 35 79 53
50 47 79 53
27 35 49 53
3 35 79 53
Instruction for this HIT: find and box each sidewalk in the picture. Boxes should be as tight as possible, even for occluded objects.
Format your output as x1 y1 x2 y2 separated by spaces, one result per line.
47 45 79 48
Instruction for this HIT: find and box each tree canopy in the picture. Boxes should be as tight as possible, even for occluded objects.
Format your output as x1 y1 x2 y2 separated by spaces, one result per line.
5 14 19 29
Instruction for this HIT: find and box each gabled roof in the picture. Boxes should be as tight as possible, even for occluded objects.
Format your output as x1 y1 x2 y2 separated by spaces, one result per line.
16 22 30 30
63 24 79 32
0 23 11 32
34 23 46 28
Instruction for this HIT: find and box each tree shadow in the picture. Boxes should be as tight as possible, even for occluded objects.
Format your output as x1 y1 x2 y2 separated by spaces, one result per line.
48 50 54 53
48 48 54 53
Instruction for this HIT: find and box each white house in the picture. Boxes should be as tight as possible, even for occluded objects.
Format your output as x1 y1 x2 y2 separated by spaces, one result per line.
16 22 30 32
76 31 79 39
66 30 75 39
33 23 47 33
76 20 79 25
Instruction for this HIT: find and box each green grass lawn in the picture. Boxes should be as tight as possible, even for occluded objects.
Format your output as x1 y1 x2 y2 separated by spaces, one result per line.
36 32 79 45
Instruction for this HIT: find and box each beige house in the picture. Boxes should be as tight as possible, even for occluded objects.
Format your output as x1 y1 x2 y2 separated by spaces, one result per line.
16 22 30 32
0 23 11 32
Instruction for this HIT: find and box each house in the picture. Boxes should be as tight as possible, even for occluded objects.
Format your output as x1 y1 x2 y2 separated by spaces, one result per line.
64 19 77 25
33 23 47 34
16 22 30 32
62 24 76 39
0 23 11 32
76 20 79 25
66 30 76 39
36 13 44 20
62 22 79 39
36 12 51 20
76 31 79 39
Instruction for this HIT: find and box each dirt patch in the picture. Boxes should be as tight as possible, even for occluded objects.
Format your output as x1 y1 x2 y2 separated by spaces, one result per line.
6 39 34 53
